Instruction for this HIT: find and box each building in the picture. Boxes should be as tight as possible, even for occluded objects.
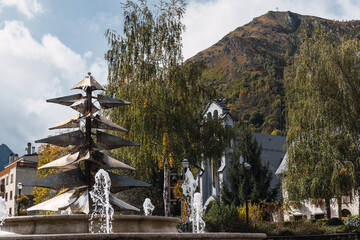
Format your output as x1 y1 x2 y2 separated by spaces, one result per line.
200 100 233 207
200 100 286 208
0 143 38 216
276 153 359 220
0 144 14 171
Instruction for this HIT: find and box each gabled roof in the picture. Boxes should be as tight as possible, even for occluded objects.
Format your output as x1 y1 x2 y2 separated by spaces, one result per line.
275 152 288 175
252 132 286 188
202 100 230 116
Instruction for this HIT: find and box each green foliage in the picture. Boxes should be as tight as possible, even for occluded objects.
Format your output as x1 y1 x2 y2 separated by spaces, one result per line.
203 201 244 232
16 194 30 207
284 30 360 217
325 218 343 226
105 0 230 178
15 209 28 216
238 201 263 227
32 144 70 205
222 124 277 206
104 0 232 215
344 215 360 228
257 220 326 236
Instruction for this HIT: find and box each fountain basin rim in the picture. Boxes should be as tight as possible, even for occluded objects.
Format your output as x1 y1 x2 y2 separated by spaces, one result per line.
5 214 180 222
2 214 180 234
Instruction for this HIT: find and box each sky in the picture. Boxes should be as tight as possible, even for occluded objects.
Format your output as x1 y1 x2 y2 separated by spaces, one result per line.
1 0 360 155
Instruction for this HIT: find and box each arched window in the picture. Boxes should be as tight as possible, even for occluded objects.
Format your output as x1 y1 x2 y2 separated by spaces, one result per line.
207 112 212 119
342 209 351 217
213 110 218 118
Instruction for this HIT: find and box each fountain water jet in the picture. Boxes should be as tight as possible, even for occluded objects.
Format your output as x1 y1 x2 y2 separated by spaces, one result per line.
143 198 154 216
193 193 205 233
0 197 7 227
0 73 267 239
89 169 113 233
181 168 206 233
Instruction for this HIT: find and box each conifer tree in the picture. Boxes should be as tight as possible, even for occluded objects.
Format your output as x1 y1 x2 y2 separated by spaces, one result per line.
222 125 275 206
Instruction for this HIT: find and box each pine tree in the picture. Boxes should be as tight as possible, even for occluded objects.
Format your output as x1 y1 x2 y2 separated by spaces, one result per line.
222 125 275 206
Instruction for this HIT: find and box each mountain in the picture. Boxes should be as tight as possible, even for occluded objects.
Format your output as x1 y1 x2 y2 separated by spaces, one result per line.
190 11 360 134
0 144 13 171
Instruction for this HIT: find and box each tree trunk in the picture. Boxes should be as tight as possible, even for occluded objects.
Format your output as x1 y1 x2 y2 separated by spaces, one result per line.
163 157 170 216
337 196 342 219
325 198 331 219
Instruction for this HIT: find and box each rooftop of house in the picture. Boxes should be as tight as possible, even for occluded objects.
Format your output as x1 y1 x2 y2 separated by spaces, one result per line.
252 132 286 188
202 100 230 115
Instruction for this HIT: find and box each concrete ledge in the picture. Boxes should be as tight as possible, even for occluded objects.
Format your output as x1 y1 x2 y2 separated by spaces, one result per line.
0 232 267 240
2 215 180 234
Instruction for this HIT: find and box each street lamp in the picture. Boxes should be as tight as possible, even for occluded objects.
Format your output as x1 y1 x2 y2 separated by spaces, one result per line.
182 158 189 172
17 182 23 214
181 159 190 231
240 156 251 232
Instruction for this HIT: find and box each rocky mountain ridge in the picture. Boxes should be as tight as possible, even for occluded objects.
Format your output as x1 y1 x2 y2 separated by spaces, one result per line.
190 11 360 134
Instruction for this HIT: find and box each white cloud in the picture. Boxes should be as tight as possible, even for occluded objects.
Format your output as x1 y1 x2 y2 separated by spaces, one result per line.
0 0 43 18
183 0 360 60
0 21 107 155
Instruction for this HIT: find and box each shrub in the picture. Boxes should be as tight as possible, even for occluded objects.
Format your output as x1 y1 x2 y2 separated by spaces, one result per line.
15 209 28 216
204 201 244 232
326 218 343 226
344 215 360 228
238 201 262 227
16 194 30 207
257 220 326 236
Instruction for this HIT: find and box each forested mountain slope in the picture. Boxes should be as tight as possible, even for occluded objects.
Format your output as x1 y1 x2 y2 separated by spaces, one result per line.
189 11 360 134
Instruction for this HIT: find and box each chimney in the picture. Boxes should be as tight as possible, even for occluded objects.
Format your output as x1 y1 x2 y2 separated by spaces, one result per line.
9 153 13 163
27 142 31 155
32 146 35 154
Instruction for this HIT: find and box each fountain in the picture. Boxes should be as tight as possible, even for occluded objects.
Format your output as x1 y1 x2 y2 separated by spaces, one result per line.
89 169 114 233
143 198 155 216
193 193 205 233
182 168 206 233
0 73 267 239
0 73 180 235
0 197 7 226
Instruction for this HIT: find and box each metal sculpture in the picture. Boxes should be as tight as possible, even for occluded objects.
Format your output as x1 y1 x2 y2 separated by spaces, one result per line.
25 72 150 213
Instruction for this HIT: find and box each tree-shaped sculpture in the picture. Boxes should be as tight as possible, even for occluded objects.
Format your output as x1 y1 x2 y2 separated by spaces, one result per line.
25 73 150 213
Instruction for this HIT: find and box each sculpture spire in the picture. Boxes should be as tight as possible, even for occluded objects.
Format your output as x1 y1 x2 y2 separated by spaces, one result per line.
26 73 150 213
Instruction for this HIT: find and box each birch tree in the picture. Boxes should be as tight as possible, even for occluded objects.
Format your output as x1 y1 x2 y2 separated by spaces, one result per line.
105 0 231 216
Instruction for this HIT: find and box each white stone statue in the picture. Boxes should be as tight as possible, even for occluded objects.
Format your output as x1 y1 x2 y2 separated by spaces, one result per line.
143 198 155 216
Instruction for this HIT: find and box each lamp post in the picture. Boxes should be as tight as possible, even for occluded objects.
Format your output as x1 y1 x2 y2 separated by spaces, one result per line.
240 156 251 232
181 159 190 231
17 182 23 214
182 158 189 173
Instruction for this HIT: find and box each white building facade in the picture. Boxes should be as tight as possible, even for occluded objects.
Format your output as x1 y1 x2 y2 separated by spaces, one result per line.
276 153 359 220
200 101 286 209
0 143 38 216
